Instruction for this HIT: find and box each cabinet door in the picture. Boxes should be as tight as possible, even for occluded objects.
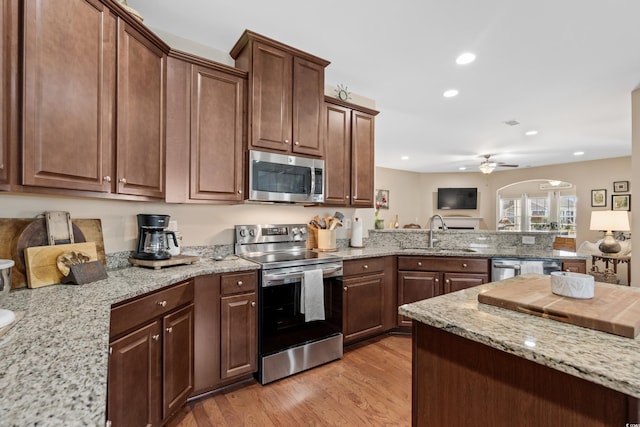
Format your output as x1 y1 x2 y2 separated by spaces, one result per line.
250 42 292 152
350 110 376 207
23 0 115 192
324 102 351 205
562 259 586 273
192 274 220 396
291 57 324 157
397 271 440 327
108 321 162 427
0 0 18 188
163 304 194 419
190 64 245 201
343 272 385 343
220 292 257 379
443 273 488 294
117 19 166 198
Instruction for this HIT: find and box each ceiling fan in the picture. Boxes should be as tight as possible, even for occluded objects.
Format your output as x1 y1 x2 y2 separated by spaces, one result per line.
479 154 519 174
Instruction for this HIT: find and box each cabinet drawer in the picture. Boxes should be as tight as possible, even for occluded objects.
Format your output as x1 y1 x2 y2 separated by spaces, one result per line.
343 257 386 277
398 256 489 273
221 271 257 296
111 280 194 338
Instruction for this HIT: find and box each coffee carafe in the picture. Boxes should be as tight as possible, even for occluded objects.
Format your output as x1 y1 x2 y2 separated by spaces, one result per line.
133 214 178 260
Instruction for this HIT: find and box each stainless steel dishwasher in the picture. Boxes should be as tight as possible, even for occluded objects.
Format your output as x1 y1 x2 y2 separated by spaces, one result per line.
491 258 562 281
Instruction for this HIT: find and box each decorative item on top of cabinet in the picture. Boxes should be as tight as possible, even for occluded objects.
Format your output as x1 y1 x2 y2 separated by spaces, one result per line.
108 279 194 426
324 97 379 207
0 0 19 191
22 0 169 199
166 51 247 203
230 30 329 157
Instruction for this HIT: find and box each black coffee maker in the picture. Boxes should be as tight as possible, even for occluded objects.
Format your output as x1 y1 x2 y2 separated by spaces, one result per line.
133 214 178 260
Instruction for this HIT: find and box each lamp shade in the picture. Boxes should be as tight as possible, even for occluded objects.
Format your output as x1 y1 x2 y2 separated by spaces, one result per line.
589 211 630 231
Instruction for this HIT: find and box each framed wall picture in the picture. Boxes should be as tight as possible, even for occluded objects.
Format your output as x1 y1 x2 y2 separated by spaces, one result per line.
612 194 631 211
375 189 389 209
591 189 606 207
613 181 629 192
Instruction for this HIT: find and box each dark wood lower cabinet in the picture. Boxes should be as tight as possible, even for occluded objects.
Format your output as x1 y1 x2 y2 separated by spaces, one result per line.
412 322 638 426
220 292 257 379
397 271 440 327
108 280 194 426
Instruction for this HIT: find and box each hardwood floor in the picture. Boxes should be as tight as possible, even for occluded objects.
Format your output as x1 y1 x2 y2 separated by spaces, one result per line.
168 334 412 426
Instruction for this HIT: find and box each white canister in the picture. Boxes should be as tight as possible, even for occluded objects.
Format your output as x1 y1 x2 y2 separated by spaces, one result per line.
550 271 595 299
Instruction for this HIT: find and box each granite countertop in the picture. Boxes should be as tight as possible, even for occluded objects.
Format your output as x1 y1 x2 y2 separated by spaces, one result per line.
399 274 640 398
0 256 259 426
0 246 586 425
333 246 585 260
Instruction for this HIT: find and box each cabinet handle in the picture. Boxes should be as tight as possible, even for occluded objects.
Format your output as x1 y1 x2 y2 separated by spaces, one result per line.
119 178 127 184
152 334 160 341
251 301 256 307
103 176 111 182
166 327 173 333
157 301 167 307
343 286 348 292
462 263 468 268
417 262 422 266
237 280 243 286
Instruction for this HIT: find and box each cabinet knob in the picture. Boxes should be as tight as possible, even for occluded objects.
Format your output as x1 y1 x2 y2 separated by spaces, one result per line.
363 265 368 269
435 278 439 282
237 280 243 286
343 286 348 292
103 176 111 182
157 300 167 307
462 263 468 268
238 189 242 194
119 178 127 184
284 139 289 144
251 301 256 307
345 195 350 199
446 279 450 284
152 334 160 341
294 141 300 146
166 327 173 333
417 262 422 266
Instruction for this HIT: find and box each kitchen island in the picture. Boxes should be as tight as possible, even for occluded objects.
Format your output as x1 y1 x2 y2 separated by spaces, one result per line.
399 274 640 426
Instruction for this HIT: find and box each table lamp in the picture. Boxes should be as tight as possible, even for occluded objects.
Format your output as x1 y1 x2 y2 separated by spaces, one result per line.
589 211 630 254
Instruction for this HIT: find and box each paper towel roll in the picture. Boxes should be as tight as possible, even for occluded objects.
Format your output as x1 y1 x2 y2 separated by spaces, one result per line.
351 218 364 248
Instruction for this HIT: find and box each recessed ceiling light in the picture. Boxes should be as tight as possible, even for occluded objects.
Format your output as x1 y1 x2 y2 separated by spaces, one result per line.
456 52 476 65
401 156 409 160
458 166 467 171
573 151 585 156
443 89 459 98
525 130 538 136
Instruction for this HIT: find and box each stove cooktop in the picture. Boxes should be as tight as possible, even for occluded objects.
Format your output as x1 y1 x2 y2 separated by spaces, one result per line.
239 249 340 269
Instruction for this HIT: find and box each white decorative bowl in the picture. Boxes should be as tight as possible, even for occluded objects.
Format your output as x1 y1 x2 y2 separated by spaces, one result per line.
550 271 595 299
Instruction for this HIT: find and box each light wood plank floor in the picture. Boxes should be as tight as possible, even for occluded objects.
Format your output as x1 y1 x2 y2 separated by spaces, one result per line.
168 334 412 427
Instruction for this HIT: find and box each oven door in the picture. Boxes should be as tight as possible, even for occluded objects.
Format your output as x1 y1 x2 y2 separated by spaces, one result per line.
259 264 342 357
248 150 324 203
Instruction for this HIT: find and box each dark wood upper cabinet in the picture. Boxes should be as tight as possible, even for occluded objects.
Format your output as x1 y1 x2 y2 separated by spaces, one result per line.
231 30 329 157
116 19 166 198
166 52 247 203
22 0 116 193
324 98 379 207
21 0 168 199
0 0 19 190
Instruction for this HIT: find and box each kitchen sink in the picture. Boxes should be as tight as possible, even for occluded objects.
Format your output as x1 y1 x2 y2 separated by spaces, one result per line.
404 247 478 253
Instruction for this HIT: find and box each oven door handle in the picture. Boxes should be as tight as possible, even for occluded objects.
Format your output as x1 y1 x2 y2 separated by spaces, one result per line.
262 266 342 286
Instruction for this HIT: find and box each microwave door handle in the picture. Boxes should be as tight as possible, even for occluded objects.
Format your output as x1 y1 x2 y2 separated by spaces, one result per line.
309 168 316 197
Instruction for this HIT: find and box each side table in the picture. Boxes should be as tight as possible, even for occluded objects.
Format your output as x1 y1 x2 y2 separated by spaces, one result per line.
591 254 631 285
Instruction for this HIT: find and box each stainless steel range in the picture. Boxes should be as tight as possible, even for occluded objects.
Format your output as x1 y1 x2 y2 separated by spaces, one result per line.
235 224 343 384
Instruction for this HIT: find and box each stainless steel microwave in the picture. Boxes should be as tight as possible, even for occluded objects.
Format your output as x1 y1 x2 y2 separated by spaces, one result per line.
248 150 324 203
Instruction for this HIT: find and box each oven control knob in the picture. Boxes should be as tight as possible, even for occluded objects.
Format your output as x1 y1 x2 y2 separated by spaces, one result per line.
249 229 256 237
239 229 247 237
299 228 306 235
292 227 300 235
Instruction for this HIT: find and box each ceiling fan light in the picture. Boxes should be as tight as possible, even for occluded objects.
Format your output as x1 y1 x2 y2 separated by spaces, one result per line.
479 162 495 174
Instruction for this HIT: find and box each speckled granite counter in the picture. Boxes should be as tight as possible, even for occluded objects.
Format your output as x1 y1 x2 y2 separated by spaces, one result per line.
0 257 259 426
399 274 640 398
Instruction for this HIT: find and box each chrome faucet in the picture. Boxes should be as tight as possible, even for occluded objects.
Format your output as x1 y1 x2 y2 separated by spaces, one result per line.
428 214 447 248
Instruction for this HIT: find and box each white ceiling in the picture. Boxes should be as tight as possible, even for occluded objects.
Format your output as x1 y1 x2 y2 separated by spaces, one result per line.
127 0 640 173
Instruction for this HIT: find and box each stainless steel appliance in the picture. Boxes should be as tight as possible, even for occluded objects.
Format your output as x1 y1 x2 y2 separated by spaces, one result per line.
133 214 178 260
248 150 325 203
235 223 343 384
491 257 562 281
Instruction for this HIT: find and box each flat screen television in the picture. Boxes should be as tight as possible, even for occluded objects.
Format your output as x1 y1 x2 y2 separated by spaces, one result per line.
437 188 478 210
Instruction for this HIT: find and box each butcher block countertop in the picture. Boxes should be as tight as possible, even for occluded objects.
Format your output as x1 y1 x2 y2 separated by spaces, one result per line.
400 274 640 399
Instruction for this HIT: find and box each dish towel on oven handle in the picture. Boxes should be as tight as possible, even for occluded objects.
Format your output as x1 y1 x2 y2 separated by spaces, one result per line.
301 269 325 322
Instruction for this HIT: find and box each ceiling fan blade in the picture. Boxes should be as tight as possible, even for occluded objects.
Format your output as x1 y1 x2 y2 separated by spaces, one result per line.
497 163 519 168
